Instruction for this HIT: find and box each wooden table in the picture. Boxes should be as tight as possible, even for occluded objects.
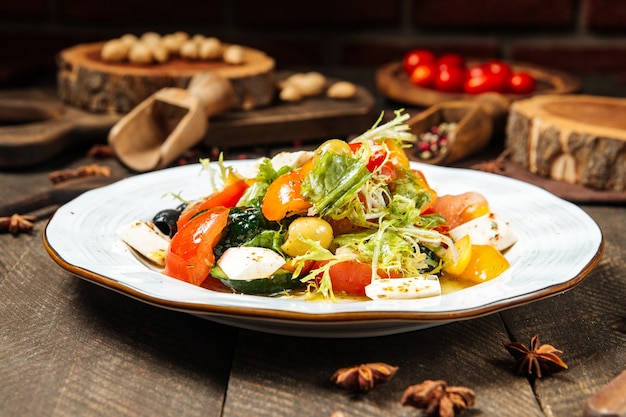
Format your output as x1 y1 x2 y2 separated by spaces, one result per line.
1 72 625 417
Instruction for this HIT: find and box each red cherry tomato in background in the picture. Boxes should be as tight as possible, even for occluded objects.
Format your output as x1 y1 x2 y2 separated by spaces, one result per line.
507 72 536 94
464 73 498 94
436 53 466 70
410 63 436 88
434 65 466 93
485 60 512 79
403 49 435 75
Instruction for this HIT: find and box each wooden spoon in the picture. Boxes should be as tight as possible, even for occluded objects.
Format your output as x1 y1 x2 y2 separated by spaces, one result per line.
108 72 235 172
406 93 511 165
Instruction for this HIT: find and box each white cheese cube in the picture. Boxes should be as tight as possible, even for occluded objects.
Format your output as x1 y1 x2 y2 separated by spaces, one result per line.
116 220 170 266
365 276 441 300
217 247 286 280
449 213 517 251
270 150 314 171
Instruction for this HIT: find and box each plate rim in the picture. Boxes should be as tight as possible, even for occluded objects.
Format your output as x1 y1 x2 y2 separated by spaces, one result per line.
43 160 604 326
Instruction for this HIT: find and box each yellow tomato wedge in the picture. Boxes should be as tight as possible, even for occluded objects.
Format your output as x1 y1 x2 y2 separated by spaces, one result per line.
443 234 472 275
454 244 509 284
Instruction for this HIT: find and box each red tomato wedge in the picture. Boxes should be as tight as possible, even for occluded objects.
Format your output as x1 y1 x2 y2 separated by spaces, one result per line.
177 179 247 229
164 206 229 286
315 260 373 296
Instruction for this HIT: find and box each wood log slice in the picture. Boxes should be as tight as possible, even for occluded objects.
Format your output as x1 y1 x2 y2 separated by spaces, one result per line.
57 42 276 114
506 95 626 191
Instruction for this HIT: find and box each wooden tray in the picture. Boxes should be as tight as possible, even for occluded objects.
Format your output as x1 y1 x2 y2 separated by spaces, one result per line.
0 82 376 169
376 60 581 108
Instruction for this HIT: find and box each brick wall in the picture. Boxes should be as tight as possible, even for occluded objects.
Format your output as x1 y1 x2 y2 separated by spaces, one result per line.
1 0 626 87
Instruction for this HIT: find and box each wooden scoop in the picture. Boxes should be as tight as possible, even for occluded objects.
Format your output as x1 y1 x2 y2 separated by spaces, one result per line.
406 93 511 165
108 72 235 172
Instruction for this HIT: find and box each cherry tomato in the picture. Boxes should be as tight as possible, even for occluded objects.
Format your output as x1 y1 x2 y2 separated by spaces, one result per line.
349 138 409 178
436 53 466 70
507 72 536 94
315 259 373 296
402 49 435 75
164 206 230 286
464 61 511 94
427 191 490 229
485 60 512 80
464 71 509 94
261 161 313 221
410 63 437 88
434 65 466 93
177 179 248 229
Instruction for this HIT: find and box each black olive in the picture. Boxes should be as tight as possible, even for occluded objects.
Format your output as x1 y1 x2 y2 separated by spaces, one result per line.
153 209 181 238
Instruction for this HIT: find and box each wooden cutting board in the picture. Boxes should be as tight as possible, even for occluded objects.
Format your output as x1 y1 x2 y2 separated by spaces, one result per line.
506 94 626 192
0 82 376 169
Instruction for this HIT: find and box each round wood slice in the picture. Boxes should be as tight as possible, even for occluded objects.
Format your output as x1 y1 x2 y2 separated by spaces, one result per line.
57 42 276 114
506 94 626 191
376 60 581 108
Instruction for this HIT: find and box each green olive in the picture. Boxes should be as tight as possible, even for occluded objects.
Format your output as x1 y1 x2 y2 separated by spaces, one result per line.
281 217 334 257
312 139 352 165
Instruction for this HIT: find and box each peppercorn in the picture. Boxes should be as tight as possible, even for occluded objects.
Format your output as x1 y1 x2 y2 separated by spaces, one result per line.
416 122 456 160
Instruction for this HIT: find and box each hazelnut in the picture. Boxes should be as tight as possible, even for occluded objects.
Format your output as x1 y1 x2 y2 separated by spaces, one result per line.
101 39 129 61
128 42 153 64
223 45 245 65
180 40 199 60
198 37 223 60
150 43 169 63
279 84 303 102
119 33 138 48
327 81 357 99
140 31 161 45
284 72 326 97
162 33 187 54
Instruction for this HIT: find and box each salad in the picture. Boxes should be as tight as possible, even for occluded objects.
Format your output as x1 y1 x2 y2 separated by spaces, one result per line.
117 110 516 301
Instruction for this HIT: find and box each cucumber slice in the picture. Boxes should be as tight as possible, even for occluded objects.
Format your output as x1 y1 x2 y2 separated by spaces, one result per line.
211 266 305 295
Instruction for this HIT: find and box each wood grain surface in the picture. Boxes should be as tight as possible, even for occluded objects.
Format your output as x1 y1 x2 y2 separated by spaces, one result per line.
0 146 624 417
1 67 625 416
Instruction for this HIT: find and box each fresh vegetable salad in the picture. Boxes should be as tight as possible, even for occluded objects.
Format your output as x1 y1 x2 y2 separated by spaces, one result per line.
117 110 516 301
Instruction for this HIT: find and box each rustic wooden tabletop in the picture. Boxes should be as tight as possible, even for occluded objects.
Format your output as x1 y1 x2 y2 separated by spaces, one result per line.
1 69 625 417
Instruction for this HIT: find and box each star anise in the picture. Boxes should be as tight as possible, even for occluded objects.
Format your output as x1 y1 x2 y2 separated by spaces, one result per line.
503 334 568 378
0 214 37 235
402 379 475 417
87 144 115 159
49 163 112 184
331 362 398 392
471 148 510 174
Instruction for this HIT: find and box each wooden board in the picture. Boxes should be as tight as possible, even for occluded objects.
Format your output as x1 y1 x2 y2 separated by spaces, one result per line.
506 94 626 191
0 84 376 169
57 42 276 114
376 60 581 108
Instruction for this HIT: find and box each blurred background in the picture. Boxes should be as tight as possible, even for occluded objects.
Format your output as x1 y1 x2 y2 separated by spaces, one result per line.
1 0 626 95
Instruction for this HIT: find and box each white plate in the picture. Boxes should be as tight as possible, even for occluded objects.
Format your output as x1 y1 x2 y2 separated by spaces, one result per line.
44 161 603 338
